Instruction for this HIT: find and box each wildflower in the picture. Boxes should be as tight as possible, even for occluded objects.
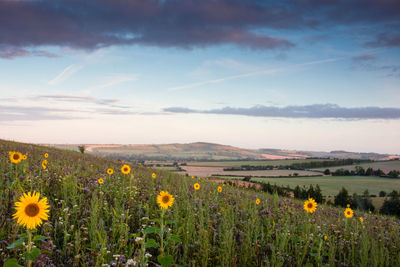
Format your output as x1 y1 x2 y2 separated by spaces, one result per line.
98 178 104 184
344 207 354 218
44 153 49 158
121 165 131 174
369 210 372 214
304 198 317 214
126 259 137 266
107 168 114 175
130 174 134 179
42 160 48 170
347 204 350 208
13 191 50 230
135 237 143 243
9 151 23 164
359 217 363 223
191 176 194 179
194 183 200 190
324 235 328 241
22 155 27 160
217 186 222 193
255 198 260 205
157 191 174 210
152 173 156 179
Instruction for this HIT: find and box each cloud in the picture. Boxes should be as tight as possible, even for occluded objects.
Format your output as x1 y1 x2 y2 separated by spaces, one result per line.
163 104 400 119
2 0 399 55
168 57 340 91
48 64 84 85
0 45 59 59
367 32 400 48
84 74 139 93
352 54 376 62
0 105 79 122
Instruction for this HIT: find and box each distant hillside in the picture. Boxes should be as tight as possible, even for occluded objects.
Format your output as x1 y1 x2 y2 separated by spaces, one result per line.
45 142 399 161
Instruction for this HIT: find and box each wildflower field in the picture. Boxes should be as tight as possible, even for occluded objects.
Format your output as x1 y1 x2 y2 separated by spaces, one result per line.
1 140 400 267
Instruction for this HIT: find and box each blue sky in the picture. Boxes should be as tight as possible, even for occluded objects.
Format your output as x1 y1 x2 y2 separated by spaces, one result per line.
1 0 399 153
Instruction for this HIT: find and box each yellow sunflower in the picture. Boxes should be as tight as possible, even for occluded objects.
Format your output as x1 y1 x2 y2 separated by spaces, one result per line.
324 235 328 241
217 186 222 193
9 152 23 164
344 207 354 218
304 198 317 213
152 173 157 179
194 183 200 190
347 204 350 208
42 160 47 170
157 191 174 210
44 153 49 158
22 155 27 160
98 178 104 184
107 168 114 175
121 165 131 174
13 192 50 230
359 217 363 223
255 198 260 205
191 176 194 179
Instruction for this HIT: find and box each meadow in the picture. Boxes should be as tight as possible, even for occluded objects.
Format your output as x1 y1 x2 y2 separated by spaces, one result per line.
1 139 400 266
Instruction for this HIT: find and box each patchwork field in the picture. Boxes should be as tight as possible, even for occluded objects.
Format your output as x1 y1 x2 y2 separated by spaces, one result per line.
251 176 400 196
313 160 400 173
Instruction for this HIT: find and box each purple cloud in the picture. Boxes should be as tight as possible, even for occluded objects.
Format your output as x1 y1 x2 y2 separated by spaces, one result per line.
0 0 399 58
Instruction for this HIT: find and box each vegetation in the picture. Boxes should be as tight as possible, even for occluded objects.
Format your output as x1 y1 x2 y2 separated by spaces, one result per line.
1 140 400 266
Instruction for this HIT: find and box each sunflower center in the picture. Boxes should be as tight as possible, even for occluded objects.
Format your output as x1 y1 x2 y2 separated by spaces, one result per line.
307 203 313 208
13 154 20 160
124 168 128 172
162 196 170 203
347 211 351 215
25 203 40 217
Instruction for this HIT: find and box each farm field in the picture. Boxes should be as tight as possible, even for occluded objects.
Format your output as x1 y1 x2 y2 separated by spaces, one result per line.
251 176 400 196
184 158 337 167
179 166 321 178
313 160 400 173
1 139 400 266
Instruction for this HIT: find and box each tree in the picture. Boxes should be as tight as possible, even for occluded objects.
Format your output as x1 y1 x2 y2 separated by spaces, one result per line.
334 187 351 207
365 167 373 176
379 191 387 197
380 190 400 218
355 166 365 176
78 145 85 154
323 169 330 175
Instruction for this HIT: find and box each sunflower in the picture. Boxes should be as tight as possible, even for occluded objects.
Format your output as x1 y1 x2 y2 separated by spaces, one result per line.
107 168 114 175
255 198 260 205
304 198 317 213
324 235 328 241
22 155 27 160
191 176 194 179
130 174 134 179
157 191 174 210
217 186 222 193
344 207 353 218
347 204 350 208
121 165 131 174
13 192 50 230
98 178 104 184
44 153 49 158
194 183 200 190
42 160 47 170
9 152 23 164
152 173 157 179
359 217 363 223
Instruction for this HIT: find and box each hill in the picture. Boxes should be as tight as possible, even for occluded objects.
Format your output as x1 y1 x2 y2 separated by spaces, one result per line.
46 142 398 161
1 139 400 266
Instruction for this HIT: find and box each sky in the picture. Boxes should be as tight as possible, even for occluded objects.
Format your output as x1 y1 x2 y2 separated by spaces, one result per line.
0 0 399 154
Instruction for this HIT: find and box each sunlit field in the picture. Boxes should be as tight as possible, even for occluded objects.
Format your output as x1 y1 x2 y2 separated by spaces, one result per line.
1 140 400 266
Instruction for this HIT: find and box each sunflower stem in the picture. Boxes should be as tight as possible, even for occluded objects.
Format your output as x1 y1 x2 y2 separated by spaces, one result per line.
160 208 165 257
27 229 32 267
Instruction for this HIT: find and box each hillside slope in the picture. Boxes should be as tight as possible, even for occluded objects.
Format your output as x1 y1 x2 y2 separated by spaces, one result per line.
1 139 400 266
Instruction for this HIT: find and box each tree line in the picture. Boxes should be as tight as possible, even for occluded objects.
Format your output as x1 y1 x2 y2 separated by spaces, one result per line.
325 166 399 178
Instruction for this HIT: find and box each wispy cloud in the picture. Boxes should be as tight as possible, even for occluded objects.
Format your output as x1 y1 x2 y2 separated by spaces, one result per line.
168 58 340 91
163 104 400 120
84 74 139 93
48 64 84 85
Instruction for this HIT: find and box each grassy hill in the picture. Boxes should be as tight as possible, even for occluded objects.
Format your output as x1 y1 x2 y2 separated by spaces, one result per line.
46 142 398 161
1 139 400 266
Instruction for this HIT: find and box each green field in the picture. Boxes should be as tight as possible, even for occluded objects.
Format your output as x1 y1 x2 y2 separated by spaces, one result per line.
186 158 337 167
313 160 400 173
251 176 400 196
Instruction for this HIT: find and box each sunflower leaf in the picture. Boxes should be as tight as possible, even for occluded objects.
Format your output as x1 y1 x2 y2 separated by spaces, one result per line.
23 247 41 261
3 258 23 267
167 234 181 243
157 254 174 267
165 220 176 225
33 235 47 242
145 238 159 248
143 227 159 234
7 238 25 249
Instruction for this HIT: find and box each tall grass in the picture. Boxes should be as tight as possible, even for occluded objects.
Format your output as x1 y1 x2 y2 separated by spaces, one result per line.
0 139 400 266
